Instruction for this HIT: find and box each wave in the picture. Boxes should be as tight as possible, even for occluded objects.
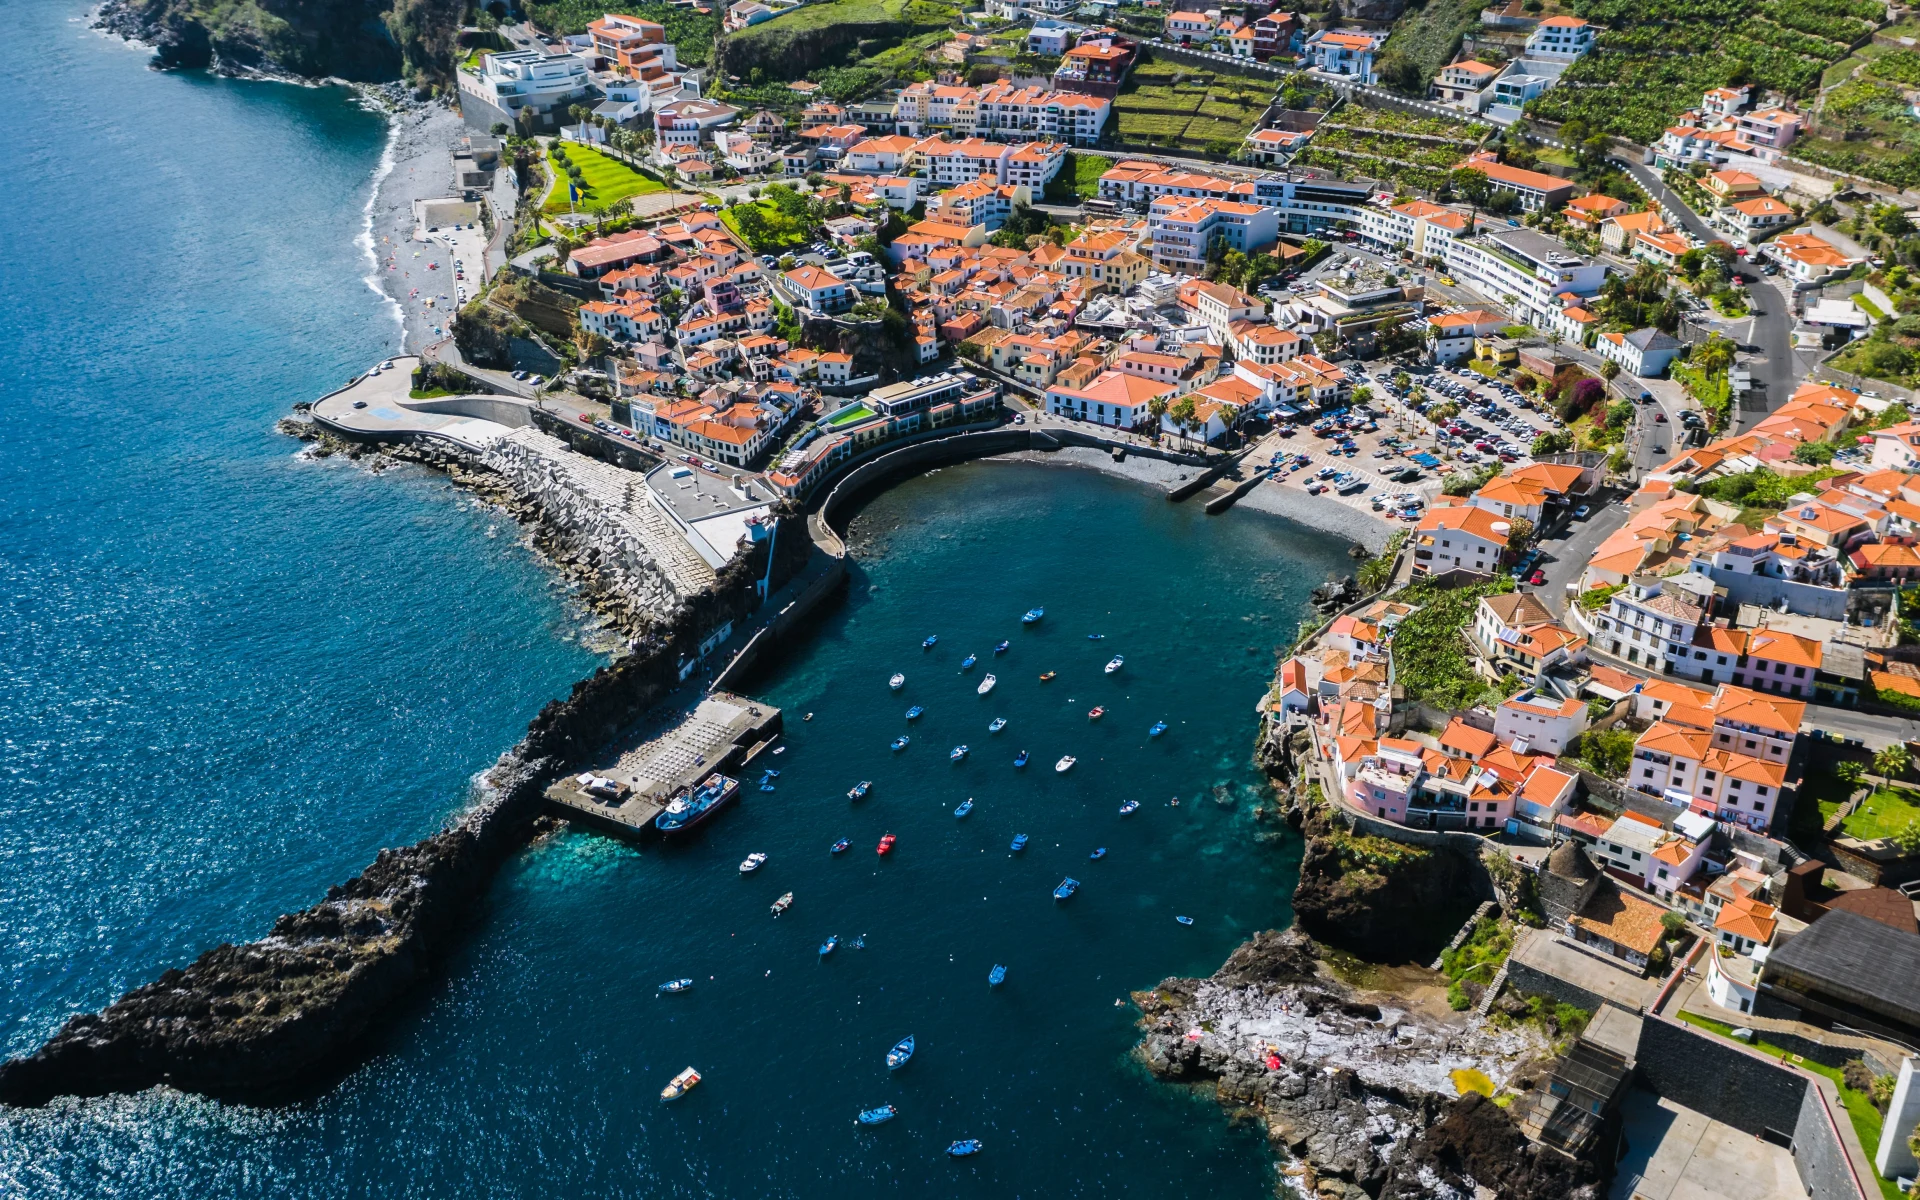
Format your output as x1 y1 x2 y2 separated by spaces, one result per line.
356 115 406 349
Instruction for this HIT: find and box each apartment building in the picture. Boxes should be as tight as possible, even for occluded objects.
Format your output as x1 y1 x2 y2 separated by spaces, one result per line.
1453 151 1575 211
1412 504 1511 576
457 50 591 131
1146 197 1278 272
1440 228 1606 328
1524 15 1594 58
1056 230 1149 293
1358 198 1471 258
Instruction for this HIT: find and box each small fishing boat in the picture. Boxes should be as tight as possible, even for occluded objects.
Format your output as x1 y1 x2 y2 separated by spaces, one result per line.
954 798 974 818
1088 706 1105 721
1176 915 1194 926
987 717 1006 733
819 935 839 958
886 1035 915 1069
1053 877 1080 901
857 1105 898 1126
993 640 1009 654
849 780 872 801
771 892 793 916
1039 671 1056 683
661 1067 701 1102
759 781 776 793
988 964 1006 987
851 934 866 949
1013 750 1029 768
950 744 969 762
772 745 786 755
760 769 781 779
1119 800 1140 816
905 705 924 720
1021 607 1044 624
1105 655 1124 674
923 635 938 650
658 978 694 995
877 833 896 855
977 674 997 696
891 736 910 752
889 673 905 691
960 653 977 671
831 839 850 854
947 1139 983 1157
1010 833 1028 852
1055 755 1076 773
1148 720 1168 738
739 852 767 873
1088 847 1107 860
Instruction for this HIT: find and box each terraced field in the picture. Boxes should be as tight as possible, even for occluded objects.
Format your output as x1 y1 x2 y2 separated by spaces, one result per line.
1112 54 1274 153
1294 103 1487 193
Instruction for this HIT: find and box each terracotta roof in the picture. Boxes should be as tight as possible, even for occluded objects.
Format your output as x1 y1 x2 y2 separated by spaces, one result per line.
1571 887 1668 956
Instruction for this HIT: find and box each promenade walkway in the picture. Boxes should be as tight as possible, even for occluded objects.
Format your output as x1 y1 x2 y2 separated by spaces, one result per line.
310 355 525 451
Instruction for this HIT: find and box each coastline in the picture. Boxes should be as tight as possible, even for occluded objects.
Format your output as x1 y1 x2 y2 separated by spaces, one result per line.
358 97 467 354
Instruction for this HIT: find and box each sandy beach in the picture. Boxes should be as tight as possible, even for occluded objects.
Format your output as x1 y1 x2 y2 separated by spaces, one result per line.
358 95 467 354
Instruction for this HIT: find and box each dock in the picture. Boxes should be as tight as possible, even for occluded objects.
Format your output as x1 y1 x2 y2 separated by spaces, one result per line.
545 691 783 839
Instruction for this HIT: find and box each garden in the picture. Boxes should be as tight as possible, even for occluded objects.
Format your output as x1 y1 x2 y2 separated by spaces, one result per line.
1042 151 1117 203
1389 578 1519 710
1792 78 1920 190
1112 55 1275 154
542 143 669 215
721 184 821 253
1836 785 1920 842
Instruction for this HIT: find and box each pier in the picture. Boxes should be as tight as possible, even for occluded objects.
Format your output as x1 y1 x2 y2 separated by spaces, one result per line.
545 691 783 839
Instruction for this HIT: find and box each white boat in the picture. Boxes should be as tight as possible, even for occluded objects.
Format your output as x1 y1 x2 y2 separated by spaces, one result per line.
889 673 905 691
1055 755 1076 773
661 1066 701 1101
739 852 767 873
977 673 997 695
1105 655 1124 674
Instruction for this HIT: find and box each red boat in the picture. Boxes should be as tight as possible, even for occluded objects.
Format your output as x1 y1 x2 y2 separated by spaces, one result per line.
877 833 896 856
1088 706 1106 721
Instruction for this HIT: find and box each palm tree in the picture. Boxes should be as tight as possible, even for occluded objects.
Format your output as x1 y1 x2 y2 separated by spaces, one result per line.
1147 394 1169 443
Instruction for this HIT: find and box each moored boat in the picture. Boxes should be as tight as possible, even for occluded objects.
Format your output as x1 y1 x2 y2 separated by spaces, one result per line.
987 717 1006 733
1086 633 1104 641
739 852 767 873
976 674 996 695
950 744 969 762
1119 800 1139 815
1087 706 1105 720
661 1067 701 1101
889 672 905 690
886 1035 915 1069
771 892 793 916
1013 750 1029 768
877 833 896 855
819 934 839 958
923 635 939 649
960 653 977 671
1010 833 1028 852
831 838 850 854
1088 847 1107 860
891 735 910 752
1053 877 1079 901
1055 755 1075 772
657 978 693 995
1176 915 1194 925
905 705 924 720
953 798 974 818
848 780 872 801
993 640 1009 654
653 773 741 835
1105 655 1124 674
947 1139 983 1157
1148 720 1168 738
1021 607 1044 624
857 1105 898 1126
987 964 1006 987
1039 671 1056 682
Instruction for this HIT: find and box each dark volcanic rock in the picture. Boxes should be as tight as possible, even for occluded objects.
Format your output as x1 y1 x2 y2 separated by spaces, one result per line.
92 0 462 82
1290 813 1483 962
1382 1092 1603 1200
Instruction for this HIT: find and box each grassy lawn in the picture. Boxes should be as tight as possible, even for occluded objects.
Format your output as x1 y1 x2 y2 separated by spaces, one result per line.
1043 151 1115 202
543 145 668 215
721 199 812 253
1675 1011 1902 1200
1843 786 1920 841
826 403 877 426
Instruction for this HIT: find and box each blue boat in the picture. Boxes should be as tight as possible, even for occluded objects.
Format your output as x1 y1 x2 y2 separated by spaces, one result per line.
857 1105 898 1126
1176 915 1194 926
657 978 693 995
891 736 910 752
993 640 1009 654
905 705 924 720
1089 847 1107 860
761 769 781 778
1086 633 1104 640
954 798 974 818
759 782 776 792
849 781 872 801
1013 750 1029 768
947 1139 983 1157
886 1035 915 1069
1119 800 1140 816
1010 833 1028 852
1053 877 1080 901
950 745 969 762
1021 607 1044 624
820 935 839 958
987 717 1006 733
851 934 866 949
654 774 741 835
1148 721 1168 738
831 839 850 854
923 635 939 649
988 964 1006 987
960 653 977 671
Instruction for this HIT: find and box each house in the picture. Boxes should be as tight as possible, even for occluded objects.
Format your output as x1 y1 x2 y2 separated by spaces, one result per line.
1164 10 1216 41
776 265 853 315
1432 58 1503 108
1274 656 1311 717
1766 231 1861 286
1454 151 1575 211
1631 229 1692 269
1252 12 1301 60
1595 572 1714 675
1044 368 1172 429
1600 209 1667 253
1472 591 1586 682
1412 504 1511 577
1870 421 1920 471
1562 194 1629 230
1735 108 1802 154
1027 18 1079 54
1591 813 1666 881
1725 195 1794 238
1305 30 1378 82
1242 126 1312 166
1494 690 1588 755
1056 229 1150 293
1567 886 1668 973
1595 328 1681 378
1426 310 1505 364
1524 15 1593 59
1703 170 1765 204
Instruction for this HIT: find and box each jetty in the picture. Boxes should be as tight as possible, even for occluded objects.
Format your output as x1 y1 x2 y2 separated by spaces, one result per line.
546 691 782 838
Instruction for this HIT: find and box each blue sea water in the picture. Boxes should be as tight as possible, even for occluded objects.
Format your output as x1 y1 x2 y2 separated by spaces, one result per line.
0 3 1352 1193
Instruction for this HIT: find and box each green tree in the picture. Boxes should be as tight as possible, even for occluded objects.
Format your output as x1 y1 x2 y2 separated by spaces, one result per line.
1836 759 1866 786
1450 168 1493 219
1571 728 1638 778
1874 742 1912 780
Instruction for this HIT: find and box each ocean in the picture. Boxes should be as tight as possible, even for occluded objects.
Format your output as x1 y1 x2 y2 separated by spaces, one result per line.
0 4 1351 1192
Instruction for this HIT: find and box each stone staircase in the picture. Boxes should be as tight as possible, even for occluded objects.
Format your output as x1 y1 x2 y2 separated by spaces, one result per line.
1474 959 1512 1019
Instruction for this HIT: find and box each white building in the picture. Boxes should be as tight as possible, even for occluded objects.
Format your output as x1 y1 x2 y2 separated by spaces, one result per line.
1439 228 1607 330
1493 690 1588 755
1524 15 1594 59
457 51 592 132
1594 328 1682 378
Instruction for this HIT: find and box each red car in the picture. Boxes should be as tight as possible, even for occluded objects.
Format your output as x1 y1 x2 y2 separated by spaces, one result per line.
578 413 593 424
1528 569 1546 585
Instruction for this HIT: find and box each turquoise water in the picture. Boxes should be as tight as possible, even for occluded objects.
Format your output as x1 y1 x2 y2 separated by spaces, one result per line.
0 3 1352 1192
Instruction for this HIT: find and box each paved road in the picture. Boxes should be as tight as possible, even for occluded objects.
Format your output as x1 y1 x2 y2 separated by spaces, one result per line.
1615 159 1714 243
1535 502 1630 616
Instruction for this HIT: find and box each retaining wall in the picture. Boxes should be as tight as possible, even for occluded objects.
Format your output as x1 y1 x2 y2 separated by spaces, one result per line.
1505 957 1609 1014
1635 1015 1810 1140
1794 1079 1866 1200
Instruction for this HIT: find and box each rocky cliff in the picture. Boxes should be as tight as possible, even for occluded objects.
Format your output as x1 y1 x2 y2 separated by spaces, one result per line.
1133 929 1596 1200
0 447 812 1107
93 0 462 82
